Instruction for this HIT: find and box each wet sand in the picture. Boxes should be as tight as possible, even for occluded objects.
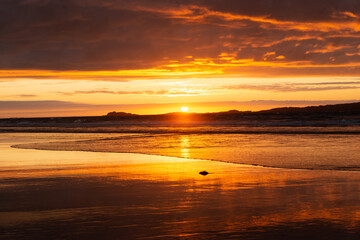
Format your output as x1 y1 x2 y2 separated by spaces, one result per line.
14 133 360 171
2 133 360 239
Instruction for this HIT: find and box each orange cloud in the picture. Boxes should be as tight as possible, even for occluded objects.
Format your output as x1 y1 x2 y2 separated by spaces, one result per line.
2 0 360 79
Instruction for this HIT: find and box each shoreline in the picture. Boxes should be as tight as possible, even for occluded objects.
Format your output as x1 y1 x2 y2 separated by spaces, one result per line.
11 132 360 172
12 143 360 173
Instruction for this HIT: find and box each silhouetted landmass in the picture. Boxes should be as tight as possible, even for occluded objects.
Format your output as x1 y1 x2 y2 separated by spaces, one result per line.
258 102 360 115
1 102 360 127
106 111 135 117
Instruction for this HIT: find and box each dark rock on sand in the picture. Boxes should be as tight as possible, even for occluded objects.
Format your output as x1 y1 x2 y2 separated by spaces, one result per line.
199 171 209 176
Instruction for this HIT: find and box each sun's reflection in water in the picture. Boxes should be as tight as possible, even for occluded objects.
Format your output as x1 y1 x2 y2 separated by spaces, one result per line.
180 135 190 158
5 133 360 239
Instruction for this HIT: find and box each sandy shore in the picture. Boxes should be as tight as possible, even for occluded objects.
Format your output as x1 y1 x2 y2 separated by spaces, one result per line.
2 133 360 239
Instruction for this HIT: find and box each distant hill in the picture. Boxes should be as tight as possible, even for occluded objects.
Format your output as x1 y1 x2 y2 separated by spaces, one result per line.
106 111 136 117
258 102 360 115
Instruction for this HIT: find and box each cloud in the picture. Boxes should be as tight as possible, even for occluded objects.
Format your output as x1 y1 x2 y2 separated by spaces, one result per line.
1 0 360 78
222 81 360 92
0 100 97 111
0 100 120 117
9 94 38 98
57 89 205 96
56 80 360 98
198 0 360 22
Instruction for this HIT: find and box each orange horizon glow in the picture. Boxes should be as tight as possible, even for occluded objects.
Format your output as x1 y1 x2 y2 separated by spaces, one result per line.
2 1 360 117
181 107 189 112
1 99 360 118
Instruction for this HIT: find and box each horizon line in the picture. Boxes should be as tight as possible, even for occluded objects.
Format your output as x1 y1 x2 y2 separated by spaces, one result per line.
1 100 359 120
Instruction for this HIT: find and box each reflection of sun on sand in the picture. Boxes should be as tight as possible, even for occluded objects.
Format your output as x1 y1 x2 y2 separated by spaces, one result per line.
4 133 360 239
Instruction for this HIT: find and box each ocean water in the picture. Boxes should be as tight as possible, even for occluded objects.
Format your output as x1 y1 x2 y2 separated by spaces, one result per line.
2 124 360 134
11 125 360 171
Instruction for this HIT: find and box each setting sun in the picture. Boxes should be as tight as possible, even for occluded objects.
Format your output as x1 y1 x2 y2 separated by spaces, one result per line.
181 107 189 112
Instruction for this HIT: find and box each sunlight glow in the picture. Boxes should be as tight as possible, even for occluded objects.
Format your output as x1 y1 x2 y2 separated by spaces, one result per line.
181 107 189 112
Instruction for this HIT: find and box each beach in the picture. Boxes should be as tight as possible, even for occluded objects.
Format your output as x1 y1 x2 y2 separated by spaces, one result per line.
2 133 360 239
3 0 360 238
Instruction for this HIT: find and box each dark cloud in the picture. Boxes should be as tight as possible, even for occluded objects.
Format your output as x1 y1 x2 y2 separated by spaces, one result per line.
83 0 360 22
0 100 116 117
1 0 360 76
201 0 360 22
0 100 96 111
10 94 38 98
224 66 360 77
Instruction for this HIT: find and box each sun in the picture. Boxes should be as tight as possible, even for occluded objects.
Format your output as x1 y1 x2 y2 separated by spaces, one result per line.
181 106 189 112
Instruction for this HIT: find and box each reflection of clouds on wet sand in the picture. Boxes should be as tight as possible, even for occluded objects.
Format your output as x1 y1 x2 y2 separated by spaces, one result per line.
3 133 360 239
17 133 360 171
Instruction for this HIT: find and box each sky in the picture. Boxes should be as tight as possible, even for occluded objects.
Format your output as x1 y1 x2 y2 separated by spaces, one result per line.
1 0 360 117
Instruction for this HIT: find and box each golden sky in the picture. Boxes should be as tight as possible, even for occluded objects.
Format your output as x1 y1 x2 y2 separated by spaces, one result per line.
1 0 360 117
